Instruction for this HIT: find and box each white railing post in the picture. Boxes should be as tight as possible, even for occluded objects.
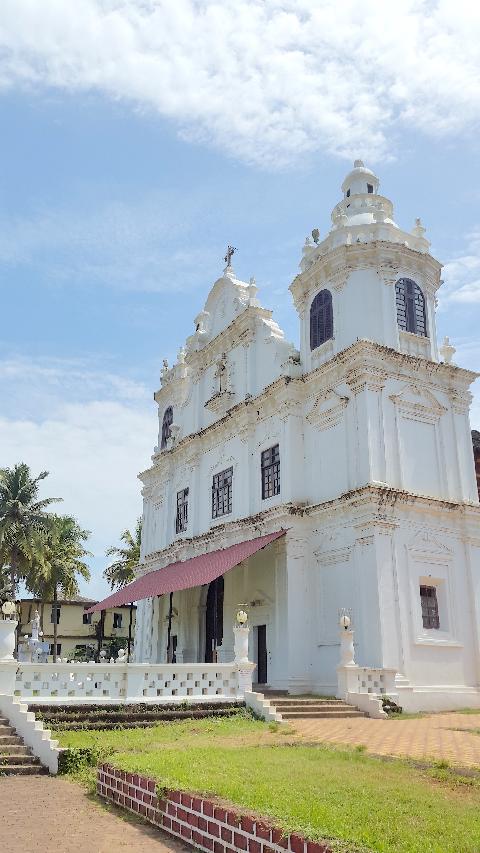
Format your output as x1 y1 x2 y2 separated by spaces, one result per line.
0 618 18 696
336 610 359 699
233 609 256 698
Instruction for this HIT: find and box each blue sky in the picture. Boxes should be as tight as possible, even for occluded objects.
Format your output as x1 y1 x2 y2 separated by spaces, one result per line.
0 1 479 598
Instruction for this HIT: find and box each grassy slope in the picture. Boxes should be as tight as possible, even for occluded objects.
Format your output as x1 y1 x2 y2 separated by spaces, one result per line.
57 717 480 853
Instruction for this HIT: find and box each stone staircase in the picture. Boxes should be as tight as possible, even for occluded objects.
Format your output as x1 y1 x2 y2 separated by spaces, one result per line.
260 692 367 720
0 714 47 776
28 701 246 731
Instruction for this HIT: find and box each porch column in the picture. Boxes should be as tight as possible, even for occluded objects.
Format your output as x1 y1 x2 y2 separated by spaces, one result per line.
285 525 312 694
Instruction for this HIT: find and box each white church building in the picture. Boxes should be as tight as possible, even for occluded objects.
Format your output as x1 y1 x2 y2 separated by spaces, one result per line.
98 161 480 711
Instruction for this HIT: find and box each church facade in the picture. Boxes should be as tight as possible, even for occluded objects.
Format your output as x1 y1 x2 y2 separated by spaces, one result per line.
133 161 480 711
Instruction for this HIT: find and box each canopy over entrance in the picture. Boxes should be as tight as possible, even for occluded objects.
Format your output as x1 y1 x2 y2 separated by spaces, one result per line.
86 529 286 613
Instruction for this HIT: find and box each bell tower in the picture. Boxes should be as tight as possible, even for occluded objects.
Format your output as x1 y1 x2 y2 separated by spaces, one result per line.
290 160 442 374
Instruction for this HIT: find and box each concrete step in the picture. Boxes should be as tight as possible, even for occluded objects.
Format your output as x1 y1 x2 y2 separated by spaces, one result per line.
0 725 17 734
273 701 346 709
0 744 31 755
0 764 47 776
280 710 366 719
0 729 22 744
0 753 40 765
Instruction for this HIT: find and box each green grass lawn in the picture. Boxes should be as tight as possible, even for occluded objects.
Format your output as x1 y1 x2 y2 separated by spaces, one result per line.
56 716 480 853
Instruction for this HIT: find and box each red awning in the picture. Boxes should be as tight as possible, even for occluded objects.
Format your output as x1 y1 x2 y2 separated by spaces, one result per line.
86 529 286 613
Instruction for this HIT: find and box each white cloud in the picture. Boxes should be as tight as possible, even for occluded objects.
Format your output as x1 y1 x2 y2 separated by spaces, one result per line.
0 0 479 167
0 193 218 292
440 229 480 305
0 356 155 598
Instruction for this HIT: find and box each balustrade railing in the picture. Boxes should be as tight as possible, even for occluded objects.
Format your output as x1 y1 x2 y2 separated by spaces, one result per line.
11 661 251 704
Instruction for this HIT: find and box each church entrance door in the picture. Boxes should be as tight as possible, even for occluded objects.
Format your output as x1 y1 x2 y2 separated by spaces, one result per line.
205 576 224 662
256 624 268 684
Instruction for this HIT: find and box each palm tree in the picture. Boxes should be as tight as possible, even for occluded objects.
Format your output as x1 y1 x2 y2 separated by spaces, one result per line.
105 518 142 657
104 518 142 589
26 515 91 662
0 463 60 594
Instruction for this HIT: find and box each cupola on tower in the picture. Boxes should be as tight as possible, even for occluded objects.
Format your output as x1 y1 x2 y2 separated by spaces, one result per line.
290 160 441 373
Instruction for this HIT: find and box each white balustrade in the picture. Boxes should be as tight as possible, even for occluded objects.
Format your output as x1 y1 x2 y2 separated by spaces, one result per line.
351 666 397 696
11 661 246 704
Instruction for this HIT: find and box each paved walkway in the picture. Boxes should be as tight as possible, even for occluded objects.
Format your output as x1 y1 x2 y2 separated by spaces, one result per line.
0 776 191 853
292 712 480 768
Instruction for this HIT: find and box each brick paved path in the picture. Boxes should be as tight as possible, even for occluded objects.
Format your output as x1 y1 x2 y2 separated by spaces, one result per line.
0 776 191 852
292 712 480 768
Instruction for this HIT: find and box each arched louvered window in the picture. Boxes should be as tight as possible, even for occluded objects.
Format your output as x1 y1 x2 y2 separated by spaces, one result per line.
395 278 427 337
310 289 333 350
160 406 173 449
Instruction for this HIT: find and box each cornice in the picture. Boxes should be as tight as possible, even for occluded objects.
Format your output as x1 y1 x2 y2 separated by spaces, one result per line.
141 503 299 570
140 339 478 483
290 241 442 313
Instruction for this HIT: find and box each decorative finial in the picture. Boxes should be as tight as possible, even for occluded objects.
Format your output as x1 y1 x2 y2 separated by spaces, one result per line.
224 245 236 267
353 159 364 168
412 217 426 238
439 336 456 365
311 228 320 244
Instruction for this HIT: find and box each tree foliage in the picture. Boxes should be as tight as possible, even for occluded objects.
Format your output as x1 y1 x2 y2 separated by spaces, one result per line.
104 518 142 590
0 463 60 592
26 514 91 661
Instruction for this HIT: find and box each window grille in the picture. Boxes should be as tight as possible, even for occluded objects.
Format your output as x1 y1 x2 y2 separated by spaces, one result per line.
176 487 189 533
160 406 173 449
420 585 440 630
261 444 280 499
310 289 333 350
212 467 233 518
395 278 427 336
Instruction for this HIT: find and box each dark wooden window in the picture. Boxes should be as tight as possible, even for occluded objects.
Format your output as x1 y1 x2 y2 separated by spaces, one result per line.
395 278 427 336
261 444 280 499
113 612 122 629
310 289 333 350
82 612 92 625
176 487 189 533
160 406 173 449
49 643 61 656
212 467 233 518
420 585 440 629
50 606 61 625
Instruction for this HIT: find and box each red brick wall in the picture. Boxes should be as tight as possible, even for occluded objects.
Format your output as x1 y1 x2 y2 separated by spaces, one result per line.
97 764 330 853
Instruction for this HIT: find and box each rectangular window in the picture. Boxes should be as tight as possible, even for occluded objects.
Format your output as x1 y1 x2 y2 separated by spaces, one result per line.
212 467 233 518
113 612 123 629
176 487 189 533
50 606 61 625
420 585 440 629
261 444 280 499
82 612 92 625
367 183 374 193
49 643 62 656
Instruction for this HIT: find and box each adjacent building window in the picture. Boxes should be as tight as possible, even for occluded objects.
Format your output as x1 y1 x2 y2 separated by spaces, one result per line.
212 467 233 518
395 278 427 337
310 289 333 350
50 606 61 625
420 585 440 630
82 612 92 625
160 406 173 449
113 612 123 629
261 444 280 499
49 643 62 656
176 487 189 533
